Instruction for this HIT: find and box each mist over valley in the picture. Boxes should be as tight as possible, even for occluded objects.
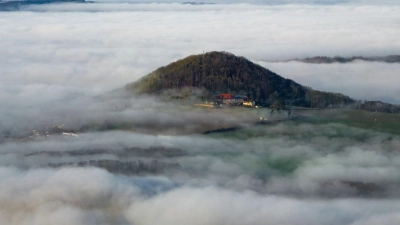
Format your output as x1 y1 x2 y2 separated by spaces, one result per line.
1 1 400 224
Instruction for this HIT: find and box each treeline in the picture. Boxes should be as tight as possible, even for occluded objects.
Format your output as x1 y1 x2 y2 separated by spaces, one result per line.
48 159 181 175
26 146 187 158
294 55 400 64
303 88 355 108
355 101 400 114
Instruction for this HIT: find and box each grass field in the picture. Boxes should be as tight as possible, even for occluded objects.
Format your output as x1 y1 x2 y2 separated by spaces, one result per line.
293 108 400 135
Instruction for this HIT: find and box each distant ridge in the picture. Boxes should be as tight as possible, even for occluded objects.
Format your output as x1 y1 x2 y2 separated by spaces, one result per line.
0 0 86 11
265 55 400 64
126 51 355 108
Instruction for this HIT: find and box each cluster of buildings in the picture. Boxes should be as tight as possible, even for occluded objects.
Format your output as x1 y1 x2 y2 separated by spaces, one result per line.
214 93 255 107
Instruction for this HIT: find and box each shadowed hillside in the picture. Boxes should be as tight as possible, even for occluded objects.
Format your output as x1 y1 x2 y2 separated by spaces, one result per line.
127 51 355 108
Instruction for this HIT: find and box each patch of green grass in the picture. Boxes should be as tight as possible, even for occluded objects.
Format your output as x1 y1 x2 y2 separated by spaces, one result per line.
295 109 400 135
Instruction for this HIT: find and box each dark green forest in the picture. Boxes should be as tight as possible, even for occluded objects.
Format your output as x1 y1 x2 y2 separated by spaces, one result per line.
127 51 357 108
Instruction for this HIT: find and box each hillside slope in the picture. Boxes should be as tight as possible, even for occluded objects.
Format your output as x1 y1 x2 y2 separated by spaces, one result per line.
127 51 355 108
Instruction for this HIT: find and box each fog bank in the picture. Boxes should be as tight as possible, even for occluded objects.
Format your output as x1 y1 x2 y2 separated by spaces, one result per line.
2 2 400 224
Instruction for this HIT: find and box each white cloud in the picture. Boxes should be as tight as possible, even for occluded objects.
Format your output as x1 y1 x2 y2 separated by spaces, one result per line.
258 61 400 103
1 165 400 225
1 3 400 224
1 3 400 92
126 186 400 225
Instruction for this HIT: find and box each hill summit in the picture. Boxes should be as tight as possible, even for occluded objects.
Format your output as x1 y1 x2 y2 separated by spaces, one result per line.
127 51 354 108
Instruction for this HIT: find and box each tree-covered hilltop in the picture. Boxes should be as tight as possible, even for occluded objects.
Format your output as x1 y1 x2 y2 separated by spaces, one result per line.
127 51 355 108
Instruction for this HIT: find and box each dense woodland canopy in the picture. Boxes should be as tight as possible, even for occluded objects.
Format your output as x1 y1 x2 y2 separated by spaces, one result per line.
127 51 357 108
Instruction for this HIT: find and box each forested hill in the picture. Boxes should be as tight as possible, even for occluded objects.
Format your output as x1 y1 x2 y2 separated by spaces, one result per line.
127 51 355 108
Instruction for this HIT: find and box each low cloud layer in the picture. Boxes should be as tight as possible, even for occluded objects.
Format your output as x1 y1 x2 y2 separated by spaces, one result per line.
2 122 400 196
3 167 400 225
1 2 400 225
2 122 400 224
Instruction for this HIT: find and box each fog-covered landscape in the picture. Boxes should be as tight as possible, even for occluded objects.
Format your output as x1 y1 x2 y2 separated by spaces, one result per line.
1 0 400 224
